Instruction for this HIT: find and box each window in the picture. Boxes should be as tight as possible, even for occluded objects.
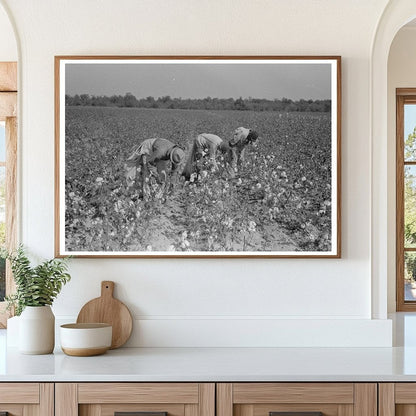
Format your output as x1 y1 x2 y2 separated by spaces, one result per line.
396 89 416 311
0 62 17 326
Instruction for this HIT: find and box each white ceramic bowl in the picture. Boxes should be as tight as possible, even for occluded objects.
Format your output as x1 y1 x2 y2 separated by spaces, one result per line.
60 323 112 356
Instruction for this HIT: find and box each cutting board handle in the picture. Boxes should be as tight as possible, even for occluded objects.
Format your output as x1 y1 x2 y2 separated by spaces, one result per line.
101 281 115 298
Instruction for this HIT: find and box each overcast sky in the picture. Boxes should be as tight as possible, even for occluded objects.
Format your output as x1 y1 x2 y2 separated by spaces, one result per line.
65 61 332 101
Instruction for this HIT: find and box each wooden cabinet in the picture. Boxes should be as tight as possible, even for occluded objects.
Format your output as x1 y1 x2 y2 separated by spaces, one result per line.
0 380 409 416
379 383 416 416
55 383 215 416
217 383 377 416
0 383 53 416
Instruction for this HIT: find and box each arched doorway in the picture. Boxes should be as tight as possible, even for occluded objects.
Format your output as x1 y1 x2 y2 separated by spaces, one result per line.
0 0 18 327
371 1 416 318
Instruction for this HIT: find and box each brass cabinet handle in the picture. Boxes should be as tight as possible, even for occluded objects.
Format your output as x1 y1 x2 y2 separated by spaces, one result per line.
270 413 323 416
115 412 168 416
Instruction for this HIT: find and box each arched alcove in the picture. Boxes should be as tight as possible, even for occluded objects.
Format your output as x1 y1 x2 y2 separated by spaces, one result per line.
371 0 416 319
387 20 416 313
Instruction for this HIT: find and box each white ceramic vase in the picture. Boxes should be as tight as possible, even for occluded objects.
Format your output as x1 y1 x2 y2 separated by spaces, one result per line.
19 306 55 354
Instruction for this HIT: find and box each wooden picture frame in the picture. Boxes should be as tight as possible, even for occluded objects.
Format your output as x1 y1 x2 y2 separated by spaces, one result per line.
55 56 341 258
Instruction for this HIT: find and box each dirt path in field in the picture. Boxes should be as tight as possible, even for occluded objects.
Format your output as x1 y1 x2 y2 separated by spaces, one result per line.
141 189 300 252
254 223 299 252
141 192 188 251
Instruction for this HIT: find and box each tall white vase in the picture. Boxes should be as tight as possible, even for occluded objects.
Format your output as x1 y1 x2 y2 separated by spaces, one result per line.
19 306 55 354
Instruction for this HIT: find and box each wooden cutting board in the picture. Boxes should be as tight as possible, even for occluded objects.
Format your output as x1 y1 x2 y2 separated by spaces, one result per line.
76 281 133 349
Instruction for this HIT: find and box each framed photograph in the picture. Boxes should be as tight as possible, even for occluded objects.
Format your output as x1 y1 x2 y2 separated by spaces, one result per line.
55 56 341 258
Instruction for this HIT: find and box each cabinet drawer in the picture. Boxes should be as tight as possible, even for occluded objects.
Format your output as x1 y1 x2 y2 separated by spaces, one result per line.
217 383 376 416
56 383 215 416
78 383 200 404
379 383 416 415
81 404 185 416
0 383 53 415
0 383 39 403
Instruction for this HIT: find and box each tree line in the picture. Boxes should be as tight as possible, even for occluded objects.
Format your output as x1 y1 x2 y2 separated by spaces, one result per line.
65 93 331 112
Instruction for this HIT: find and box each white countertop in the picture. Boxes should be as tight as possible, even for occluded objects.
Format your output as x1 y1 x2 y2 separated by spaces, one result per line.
2 345 416 382
2 313 416 382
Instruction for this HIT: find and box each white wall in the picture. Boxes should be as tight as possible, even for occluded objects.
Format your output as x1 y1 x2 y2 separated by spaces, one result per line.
0 3 16 61
387 26 416 312
0 0 393 347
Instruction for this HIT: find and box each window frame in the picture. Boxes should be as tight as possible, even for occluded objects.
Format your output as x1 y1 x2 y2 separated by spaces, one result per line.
0 62 17 327
396 88 416 311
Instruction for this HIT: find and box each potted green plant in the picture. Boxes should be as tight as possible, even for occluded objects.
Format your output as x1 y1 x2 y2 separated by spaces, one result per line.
4 246 71 354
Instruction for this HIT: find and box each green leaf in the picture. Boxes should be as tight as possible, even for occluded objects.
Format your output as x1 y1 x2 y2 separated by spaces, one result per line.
5 245 71 315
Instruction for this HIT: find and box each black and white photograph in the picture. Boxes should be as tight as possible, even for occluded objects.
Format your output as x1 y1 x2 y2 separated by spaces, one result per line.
55 56 340 257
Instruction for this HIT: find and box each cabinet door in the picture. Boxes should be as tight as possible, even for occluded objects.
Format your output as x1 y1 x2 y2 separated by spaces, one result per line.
217 383 377 416
55 383 215 416
379 383 416 416
0 383 53 416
